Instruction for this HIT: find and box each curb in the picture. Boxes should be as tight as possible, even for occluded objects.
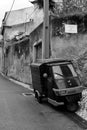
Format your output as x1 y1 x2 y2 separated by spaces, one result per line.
0 72 33 91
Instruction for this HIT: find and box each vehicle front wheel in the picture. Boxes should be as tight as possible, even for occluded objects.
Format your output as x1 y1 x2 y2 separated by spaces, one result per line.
65 102 79 112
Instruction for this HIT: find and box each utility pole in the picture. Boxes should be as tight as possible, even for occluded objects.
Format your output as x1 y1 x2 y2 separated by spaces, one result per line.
42 0 50 59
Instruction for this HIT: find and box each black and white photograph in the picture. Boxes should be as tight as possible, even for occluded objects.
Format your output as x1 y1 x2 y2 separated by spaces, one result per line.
0 0 87 129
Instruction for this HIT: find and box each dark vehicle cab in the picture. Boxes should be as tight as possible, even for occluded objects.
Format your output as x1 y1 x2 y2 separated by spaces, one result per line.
30 59 84 112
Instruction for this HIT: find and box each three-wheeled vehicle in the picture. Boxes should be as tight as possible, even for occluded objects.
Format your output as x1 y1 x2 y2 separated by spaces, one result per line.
30 59 84 112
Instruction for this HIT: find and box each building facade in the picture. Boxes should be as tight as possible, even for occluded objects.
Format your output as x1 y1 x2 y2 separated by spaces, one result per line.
2 1 87 85
1 7 36 84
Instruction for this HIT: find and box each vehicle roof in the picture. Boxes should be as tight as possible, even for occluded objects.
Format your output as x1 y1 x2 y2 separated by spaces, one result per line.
31 58 72 67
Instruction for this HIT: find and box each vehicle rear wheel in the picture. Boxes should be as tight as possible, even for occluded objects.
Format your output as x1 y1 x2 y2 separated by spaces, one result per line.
34 90 37 98
65 102 79 112
34 91 42 103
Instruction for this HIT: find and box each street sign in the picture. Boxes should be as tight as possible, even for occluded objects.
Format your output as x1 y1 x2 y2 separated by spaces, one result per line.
65 24 77 34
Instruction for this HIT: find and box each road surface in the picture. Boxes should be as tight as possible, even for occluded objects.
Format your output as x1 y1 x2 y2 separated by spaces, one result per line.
0 74 83 130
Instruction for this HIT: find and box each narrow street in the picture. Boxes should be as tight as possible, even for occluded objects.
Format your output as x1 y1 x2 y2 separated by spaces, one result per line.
0 74 84 130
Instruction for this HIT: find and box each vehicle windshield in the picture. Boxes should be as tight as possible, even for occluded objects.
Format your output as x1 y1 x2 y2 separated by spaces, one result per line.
52 63 77 80
52 63 79 89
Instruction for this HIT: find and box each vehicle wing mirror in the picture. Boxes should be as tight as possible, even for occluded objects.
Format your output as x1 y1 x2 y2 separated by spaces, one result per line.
43 73 48 78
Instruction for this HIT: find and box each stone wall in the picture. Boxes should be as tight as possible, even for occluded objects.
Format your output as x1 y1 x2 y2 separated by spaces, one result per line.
51 17 87 86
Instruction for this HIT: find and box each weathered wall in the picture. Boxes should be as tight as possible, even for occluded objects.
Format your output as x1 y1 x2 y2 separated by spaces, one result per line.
3 7 43 84
4 38 32 84
51 34 87 59
51 16 87 59
51 17 87 85
5 17 87 85
3 6 87 86
4 23 43 84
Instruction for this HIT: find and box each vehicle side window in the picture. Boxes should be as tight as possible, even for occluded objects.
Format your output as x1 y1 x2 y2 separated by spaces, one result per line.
68 64 77 77
60 65 73 77
52 66 63 79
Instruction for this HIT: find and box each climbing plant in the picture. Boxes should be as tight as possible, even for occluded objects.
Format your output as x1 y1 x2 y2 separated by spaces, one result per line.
31 0 55 9
32 0 87 16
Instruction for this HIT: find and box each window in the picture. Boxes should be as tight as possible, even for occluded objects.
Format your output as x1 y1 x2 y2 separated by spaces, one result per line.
33 40 42 62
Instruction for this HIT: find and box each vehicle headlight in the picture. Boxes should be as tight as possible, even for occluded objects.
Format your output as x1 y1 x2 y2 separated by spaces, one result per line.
55 79 66 89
